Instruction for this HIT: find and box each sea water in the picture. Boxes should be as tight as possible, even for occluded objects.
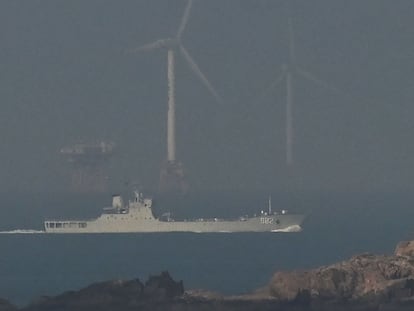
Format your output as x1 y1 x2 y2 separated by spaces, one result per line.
0 191 413 306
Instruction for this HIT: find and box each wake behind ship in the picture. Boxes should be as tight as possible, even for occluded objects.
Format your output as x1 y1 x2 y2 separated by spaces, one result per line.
44 192 306 233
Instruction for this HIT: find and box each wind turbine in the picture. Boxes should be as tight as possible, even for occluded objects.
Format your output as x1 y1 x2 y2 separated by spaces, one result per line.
262 10 338 167
129 0 223 193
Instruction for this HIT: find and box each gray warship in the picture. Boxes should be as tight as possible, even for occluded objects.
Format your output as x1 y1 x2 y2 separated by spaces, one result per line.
44 192 306 233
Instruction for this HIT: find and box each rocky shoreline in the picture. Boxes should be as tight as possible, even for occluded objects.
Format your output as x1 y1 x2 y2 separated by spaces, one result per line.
3 241 414 310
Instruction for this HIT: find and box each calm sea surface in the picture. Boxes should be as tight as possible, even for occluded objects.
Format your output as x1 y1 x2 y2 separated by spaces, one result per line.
0 191 413 305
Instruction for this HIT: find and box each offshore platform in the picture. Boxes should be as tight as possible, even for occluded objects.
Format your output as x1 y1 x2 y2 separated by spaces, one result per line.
60 141 115 193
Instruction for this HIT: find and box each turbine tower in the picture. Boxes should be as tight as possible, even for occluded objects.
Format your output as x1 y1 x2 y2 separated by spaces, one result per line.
129 0 223 194
262 10 337 167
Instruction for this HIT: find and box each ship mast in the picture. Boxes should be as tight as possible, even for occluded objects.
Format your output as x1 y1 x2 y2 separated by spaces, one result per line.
268 195 272 215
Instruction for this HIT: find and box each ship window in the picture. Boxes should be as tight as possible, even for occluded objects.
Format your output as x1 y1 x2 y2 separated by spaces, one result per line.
49 223 55 228
56 223 62 228
78 222 87 228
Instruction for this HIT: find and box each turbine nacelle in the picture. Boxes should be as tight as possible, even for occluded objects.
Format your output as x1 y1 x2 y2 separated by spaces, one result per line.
127 0 222 104
162 38 180 49
129 38 179 53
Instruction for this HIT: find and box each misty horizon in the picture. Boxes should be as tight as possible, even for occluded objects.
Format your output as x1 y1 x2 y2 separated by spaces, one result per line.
0 0 413 194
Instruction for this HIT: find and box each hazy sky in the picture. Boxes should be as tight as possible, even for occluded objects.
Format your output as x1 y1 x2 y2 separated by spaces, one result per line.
0 0 413 194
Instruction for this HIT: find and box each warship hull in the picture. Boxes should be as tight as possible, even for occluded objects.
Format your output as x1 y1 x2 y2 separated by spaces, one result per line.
44 193 305 234
44 215 305 234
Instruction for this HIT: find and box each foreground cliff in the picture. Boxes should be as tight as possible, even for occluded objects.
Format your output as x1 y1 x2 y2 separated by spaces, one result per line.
265 240 414 305
4 241 414 310
21 271 184 311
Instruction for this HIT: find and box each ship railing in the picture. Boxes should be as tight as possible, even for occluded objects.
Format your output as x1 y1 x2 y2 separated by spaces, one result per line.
45 221 88 229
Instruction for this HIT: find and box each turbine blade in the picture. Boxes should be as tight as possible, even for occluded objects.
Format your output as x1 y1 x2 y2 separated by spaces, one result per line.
177 0 193 40
126 39 168 53
266 71 287 93
254 69 287 103
296 67 340 93
180 45 224 104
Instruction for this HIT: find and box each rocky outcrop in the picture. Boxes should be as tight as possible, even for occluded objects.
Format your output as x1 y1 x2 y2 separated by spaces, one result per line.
395 240 414 258
143 271 184 300
0 299 17 311
267 248 414 304
22 271 184 311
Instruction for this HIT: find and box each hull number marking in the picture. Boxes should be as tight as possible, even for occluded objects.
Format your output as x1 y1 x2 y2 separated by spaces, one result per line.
260 217 274 224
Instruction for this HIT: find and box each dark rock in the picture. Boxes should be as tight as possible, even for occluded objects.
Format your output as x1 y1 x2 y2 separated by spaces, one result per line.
293 288 311 306
22 272 183 311
0 299 17 311
143 271 184 300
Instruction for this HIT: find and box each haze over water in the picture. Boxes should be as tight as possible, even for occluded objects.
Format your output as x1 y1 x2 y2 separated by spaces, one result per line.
0 0 413 194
